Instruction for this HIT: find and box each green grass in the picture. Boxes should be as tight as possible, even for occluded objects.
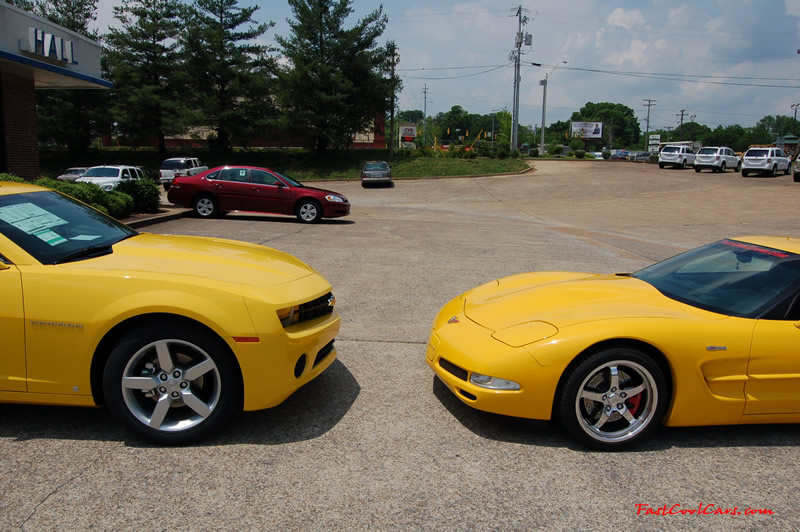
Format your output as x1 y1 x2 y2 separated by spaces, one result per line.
39 148 530 182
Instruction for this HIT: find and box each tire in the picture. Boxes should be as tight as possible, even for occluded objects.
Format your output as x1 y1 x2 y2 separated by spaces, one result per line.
794 173 800 182
103 323 241 444
742 170 749 177
784 163 791 175
735 161 741 172
193 195 218 218
680 159 687 169
771 165 777 177
658 163 664 169
296 199 322 223
163 182 171 192
719 162 726 173
557 347 667 450
694 167 701 173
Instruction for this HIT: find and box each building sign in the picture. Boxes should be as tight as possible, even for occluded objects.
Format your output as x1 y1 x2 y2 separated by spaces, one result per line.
648 134 661 153
571 121 603 139
400 124 416 147
26 28 77 64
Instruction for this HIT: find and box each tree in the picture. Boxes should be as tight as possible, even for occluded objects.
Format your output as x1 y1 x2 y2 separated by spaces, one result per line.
571 102 640 148
275 0 394 152
398 110 424 124
105 0 187 154
756 115 796 137
673 121 711 142
181 0 276 153
36 0 99 37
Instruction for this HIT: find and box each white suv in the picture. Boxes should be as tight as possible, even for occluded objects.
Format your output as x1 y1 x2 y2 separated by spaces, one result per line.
741 147 791 177
160 157 208 190
76 165 142 191
694 146 741 173
658 145 695 169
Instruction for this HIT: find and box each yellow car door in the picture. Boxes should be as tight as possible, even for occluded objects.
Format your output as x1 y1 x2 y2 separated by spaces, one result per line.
0 258 26 391
744 318 800 415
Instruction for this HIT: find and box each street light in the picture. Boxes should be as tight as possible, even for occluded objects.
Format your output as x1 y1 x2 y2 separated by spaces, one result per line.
538 61 567 156
792 103 800 135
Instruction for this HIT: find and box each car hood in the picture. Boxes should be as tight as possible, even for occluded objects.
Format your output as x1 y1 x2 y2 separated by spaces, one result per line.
77 176 120 185
74 233 315 286
463 272 715 331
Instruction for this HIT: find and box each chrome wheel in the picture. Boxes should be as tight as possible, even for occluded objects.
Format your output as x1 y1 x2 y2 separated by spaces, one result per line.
574 360 658 444
558 348 667 450
121 339 221 433
296 200 321 223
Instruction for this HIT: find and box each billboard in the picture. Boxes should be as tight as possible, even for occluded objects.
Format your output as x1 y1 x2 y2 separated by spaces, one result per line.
571 121 603 139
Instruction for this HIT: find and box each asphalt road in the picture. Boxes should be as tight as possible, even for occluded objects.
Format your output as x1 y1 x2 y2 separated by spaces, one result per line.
2 160 800 530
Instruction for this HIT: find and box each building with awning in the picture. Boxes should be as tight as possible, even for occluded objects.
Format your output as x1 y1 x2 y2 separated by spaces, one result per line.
0 1 110 179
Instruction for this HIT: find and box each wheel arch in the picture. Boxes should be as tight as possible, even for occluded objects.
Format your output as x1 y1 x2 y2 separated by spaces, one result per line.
90 313 244 407
550 338 674 420
294 196 322 212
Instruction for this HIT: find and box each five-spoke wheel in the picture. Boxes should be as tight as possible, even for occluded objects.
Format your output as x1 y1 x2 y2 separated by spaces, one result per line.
558 348 667 450
104 324 240 444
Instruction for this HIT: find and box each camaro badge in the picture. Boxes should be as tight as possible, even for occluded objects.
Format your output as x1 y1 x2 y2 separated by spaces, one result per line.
448 316 460 324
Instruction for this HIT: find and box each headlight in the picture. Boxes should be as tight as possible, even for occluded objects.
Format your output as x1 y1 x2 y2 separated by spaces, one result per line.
470 373 521 391
101 184 114 191
325 194 345 203
276 305 301 327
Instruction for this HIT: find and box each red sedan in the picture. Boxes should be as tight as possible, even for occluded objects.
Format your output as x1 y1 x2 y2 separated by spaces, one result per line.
167 166 351 223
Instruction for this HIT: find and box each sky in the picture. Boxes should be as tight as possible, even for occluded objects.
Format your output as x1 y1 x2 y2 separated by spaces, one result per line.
92 0 800 131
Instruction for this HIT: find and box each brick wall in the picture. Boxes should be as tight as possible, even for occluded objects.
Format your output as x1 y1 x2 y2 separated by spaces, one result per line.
0 72 40 179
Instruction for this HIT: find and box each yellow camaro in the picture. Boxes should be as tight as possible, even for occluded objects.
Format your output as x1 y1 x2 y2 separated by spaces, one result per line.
426 236 800 450
0 182 340 444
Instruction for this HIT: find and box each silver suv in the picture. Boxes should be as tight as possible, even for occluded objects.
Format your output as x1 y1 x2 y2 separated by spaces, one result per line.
658 145 695 169
76 165 142 191
741 147 791 177
694 146 741 173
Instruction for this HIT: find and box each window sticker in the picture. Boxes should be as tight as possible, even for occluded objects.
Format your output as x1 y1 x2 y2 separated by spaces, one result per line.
240 170 246 178
0 202 68 246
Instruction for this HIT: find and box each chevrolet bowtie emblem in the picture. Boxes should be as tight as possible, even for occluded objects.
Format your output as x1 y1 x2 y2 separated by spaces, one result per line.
448 316 460 324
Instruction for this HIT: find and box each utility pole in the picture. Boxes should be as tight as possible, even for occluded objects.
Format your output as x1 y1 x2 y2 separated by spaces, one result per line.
422 84 429 148
510 6 530 152
643 99 656 152
677 109 688 127
388 42 398 159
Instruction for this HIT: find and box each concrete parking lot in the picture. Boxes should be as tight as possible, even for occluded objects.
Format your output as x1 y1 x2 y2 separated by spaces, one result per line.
2 160 799 529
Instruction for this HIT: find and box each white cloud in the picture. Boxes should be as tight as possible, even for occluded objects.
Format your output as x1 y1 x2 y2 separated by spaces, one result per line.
607 8 646 31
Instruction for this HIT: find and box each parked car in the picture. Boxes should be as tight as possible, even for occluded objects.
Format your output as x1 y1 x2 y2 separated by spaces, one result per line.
56 167 87 181
426 236 800 450
167 165 350 223
361 161 393 187
694 146 741 173
630 151 651 162
159 157 208 191
658 145 695 169
741 147 791 177
76 165 142 191
0 181 340 444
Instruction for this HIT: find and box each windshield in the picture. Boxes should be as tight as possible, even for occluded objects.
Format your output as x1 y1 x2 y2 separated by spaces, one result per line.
84 167 120 178
365 162 389 171
633 240 800 317
274 171 303 187
0 190 136 264
161 160 189 170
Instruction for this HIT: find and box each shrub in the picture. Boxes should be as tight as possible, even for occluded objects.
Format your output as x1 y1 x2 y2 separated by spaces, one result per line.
496 143 510 159
602 150 611 160
575 149 586 159
547 144 563 156
116 179 161 213
104 191 135 219
531 147 539 157
649 154 659 163
510 149 521 159
0 173 25 183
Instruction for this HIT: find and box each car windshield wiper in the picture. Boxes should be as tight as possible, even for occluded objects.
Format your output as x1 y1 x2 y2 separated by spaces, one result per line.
53 244 114 264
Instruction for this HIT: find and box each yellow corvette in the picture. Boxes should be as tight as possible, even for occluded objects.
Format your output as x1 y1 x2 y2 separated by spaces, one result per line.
426 236 800 450
0 182 340 444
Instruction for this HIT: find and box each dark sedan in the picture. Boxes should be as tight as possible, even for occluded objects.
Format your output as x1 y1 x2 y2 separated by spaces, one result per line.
167 166 350 223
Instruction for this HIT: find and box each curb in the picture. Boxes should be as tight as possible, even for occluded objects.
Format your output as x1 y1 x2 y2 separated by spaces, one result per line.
123 207 190 228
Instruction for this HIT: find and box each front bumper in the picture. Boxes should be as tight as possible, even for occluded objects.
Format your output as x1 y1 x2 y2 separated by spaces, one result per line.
425 297 563 420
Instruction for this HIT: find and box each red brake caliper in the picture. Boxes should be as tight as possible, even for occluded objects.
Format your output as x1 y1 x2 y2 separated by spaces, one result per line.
627 393 642 415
